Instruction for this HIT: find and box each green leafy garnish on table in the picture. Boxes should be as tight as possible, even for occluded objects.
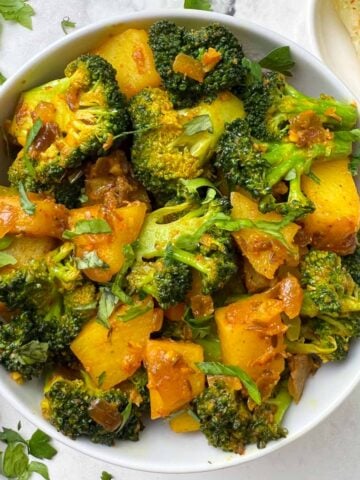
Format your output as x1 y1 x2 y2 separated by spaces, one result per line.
184 0 212 11
0 425 57 479
0 72 6 84
61 16 76 35
101 472 114 480
0 0 35 29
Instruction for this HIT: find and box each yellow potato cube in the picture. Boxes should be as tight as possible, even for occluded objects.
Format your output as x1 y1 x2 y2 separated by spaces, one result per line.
301 158 360 255
92 29 161 98
145 339 205 419
71 300 163 390
231 191 300 279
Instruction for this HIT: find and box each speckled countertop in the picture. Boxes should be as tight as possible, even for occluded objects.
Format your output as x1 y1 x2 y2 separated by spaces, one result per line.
0 1 360 479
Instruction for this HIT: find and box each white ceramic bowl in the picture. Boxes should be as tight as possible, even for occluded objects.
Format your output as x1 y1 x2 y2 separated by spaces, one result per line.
0 8 359 474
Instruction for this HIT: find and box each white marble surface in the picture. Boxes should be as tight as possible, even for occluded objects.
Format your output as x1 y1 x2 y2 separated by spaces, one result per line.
0 1 360 479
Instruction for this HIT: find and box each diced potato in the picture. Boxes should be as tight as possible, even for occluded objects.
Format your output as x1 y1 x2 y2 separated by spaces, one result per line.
71 299 163 390
92 29 161 98
0 235 57 274
301 158 360 255
243 258 274 293
215 275 302 398
145 339 205 419
0 189 68 239
68 201 146 282
169 411 200 433
231 191 300 279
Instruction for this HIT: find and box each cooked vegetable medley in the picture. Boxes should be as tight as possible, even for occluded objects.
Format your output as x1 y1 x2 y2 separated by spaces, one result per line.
1 21 360 455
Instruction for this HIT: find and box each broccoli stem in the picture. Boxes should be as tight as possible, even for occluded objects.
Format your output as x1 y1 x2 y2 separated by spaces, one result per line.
285 337 337 356
281 83 358 130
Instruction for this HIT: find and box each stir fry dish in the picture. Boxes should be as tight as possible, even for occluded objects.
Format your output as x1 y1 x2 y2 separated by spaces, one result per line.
0 21 360 455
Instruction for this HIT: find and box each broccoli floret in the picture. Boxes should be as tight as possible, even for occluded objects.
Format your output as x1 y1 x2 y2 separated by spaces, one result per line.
215 118 358 218
130 183 295 297
193 380 290 453
300 249 360 316
127 256 192 309
127 367 150 414
0 243 82 312
129 87 244 201
148 21 245 108
7 54 129 198
342 235 360 285
42 372 144 445
286 249 360 362
131 191 237 296
52 170 85 209
243 72 358 141
0 313 49 380
0 244 97 379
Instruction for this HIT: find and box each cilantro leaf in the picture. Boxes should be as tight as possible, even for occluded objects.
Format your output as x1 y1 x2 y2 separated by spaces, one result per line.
118 402 132 431
101 472 114 480
0 427 27 445
63 219 112 239
117 302 153 322
28 429 57 460
14 340 49 366
242 57 262 82
28 461 50 480
76 251 109 270
97 287 118 328
0 72 6 85
0 252 17 268
18 181 36 215
0 0 35 29
61 16 76 34
183 114 213 136
259 46 295 76
184 0 212 11
97 371 106 388
2 442 29 478
196 361 262 404
350 155 360 176
0 236 13 250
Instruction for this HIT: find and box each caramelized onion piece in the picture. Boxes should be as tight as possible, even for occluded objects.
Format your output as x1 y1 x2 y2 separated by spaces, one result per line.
88 399 122 432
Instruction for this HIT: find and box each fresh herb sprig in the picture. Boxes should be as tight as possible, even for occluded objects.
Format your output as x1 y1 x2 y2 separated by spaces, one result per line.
61 16 76 34
184 0 212 11
0 0 35 29
0 425 57 479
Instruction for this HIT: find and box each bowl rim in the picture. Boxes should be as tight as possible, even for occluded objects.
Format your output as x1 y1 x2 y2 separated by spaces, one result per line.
307 0 322 58
0 7 360 474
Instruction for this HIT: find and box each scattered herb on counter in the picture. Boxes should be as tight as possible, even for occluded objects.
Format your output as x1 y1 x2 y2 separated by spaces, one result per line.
0 72 6 84
184 0 212 11
0 0 35 30
0 424 57 479
101 472 114 480
61 16 76 34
